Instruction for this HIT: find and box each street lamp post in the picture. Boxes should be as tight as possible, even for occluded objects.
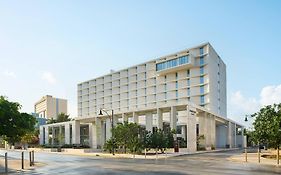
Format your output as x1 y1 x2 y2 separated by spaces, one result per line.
98 109 115 155
244 115 248 162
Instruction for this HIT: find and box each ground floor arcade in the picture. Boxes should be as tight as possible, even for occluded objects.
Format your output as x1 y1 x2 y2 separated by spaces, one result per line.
39 103 244 152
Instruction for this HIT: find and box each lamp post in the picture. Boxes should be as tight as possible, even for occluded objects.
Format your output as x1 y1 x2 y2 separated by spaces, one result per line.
98 109 115 155
244 115 248 162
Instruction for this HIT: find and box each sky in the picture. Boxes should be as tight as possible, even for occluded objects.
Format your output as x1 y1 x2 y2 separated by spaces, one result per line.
0 0 281 128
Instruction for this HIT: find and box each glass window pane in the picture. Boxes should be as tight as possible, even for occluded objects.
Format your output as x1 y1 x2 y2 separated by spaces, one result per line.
200 47 204 55
200 56 204 65
187 79 190 86
200 95 205 104
200 85 204 94
200 66 204 74
187 70 190 77
200 76 204 84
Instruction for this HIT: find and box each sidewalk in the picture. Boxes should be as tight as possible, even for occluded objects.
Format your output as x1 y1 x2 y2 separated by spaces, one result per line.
0 157 34 174
229 152 281 167
27 147 240 159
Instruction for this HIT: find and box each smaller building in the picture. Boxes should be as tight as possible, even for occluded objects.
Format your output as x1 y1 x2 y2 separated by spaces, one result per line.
34 95 67 120
32 113 48 128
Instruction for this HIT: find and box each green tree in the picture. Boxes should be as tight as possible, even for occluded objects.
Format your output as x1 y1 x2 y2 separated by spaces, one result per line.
112 122 143 154
0 96 36 145
21 130 39 145
57 113 71 122
145 129 174 153
252 104 281 149
47 113 72 124
104 122 175 155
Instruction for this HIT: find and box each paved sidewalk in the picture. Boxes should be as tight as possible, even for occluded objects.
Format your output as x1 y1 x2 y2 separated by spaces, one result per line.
229 152 281 167
0 157 34 174
27 147 240 159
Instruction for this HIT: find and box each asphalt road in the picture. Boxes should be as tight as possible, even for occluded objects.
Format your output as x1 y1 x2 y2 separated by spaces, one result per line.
1 149 281 175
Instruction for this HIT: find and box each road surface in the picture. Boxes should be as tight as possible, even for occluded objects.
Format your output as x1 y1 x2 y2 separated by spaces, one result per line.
0 149 280 175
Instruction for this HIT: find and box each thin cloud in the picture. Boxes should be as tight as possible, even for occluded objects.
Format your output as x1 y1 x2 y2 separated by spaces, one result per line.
3 71 16 78
41 71 57 84
260 85 281 106
228 84 281 127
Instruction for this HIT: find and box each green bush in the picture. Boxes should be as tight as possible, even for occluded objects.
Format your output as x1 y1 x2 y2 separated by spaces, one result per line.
197 146 206 151
103 138 117 153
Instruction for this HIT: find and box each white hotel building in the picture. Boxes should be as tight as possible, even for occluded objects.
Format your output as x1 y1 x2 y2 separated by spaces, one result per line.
40 43 244 152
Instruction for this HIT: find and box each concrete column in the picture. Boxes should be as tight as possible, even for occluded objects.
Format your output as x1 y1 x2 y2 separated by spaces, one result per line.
181 125 186 141
51 127 55 145
89 123 93 148
105 118 112 140
133 112 138 124
65 123 70 144
39 126 44 145
100 121 106 146
122 113 128 123
170 106 177 130
44 126 49 144
227 121 232 148
241 126 245 148
59 126 62 145
157 108 163 130
113 114 118 126
198 113 206 146
92 118 102 149
210 115 216 147
146 112 153 132
234 123 237 148
186 105 197 152
72 121 80 144
205 113 213 147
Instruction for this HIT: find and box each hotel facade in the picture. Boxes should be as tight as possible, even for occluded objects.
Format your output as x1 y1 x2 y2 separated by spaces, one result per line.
40 43 244 152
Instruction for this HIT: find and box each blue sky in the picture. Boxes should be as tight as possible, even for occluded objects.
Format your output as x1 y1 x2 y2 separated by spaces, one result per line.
1 0 281 127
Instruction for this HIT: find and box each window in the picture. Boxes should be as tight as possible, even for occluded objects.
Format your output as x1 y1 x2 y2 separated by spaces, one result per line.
200 85 204 94
172 59 178 67
200 95 205 104
187 70 190 77
187 88 190 96
200 66 204 74
187 79 190 86
176 81 178 89
200 56 204 65
175 73 178 80
167 60 173 68
179 56 189 65
176 90 178 98
176 126 182 134
200 76 204 84
145 96 147 105
165 92 167 99
156 55 189 71
200 47 204 55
